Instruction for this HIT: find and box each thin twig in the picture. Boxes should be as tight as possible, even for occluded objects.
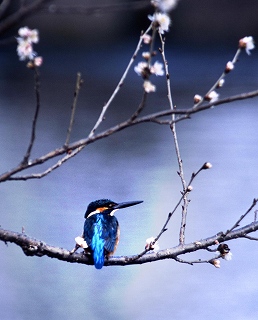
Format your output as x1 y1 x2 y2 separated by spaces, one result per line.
130 91 148 121
244 235 258 241
88 24 152 138
64 72 83 147
224 198 258 236
155 163 210 241
159 32 188 245
173 256 213 266
22 67 41 165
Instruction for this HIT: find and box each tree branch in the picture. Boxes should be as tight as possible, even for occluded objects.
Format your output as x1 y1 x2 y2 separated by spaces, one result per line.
0 88 257 183
1 219 258 267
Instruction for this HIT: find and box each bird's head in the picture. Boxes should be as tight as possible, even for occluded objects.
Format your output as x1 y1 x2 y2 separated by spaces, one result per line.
84 198 143 219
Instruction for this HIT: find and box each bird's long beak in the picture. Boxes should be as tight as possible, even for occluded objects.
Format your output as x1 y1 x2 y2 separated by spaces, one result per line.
114 200 143 210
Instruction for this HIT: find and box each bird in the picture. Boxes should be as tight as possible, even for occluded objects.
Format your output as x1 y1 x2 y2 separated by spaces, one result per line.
83 198 143 269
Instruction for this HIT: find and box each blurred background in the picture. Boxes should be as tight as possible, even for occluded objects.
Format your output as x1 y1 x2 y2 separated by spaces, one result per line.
0 1 258 319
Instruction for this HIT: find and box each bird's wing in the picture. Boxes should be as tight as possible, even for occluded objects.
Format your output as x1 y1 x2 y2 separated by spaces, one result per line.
84 215 119 254
104 216 119 254
84 217 95 247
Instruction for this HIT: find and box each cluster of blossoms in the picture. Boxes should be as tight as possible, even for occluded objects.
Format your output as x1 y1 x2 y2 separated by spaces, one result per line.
16 27 42 67
134 61 164 78
149 0 175 33
148 12 171 34
133 1 175 92
134 60 165 93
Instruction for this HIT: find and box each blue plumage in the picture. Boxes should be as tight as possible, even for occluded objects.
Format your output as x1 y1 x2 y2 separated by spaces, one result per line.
91 218 106 269
84 212 119 269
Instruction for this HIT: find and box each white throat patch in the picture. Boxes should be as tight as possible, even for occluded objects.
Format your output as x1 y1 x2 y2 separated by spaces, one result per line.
87 208 119 218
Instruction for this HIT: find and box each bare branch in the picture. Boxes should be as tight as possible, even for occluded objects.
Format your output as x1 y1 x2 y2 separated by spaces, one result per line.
224 198 258 236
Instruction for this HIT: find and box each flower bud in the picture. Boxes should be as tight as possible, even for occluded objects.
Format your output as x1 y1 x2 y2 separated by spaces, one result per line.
187 185 193 192
194 94 202 104
205 91 219 103
217 79 225 88
142 52 150 60
225 61 234 73
202 162 212 170
212 259 221 268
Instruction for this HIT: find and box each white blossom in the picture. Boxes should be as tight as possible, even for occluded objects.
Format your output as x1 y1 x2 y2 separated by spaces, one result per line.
225 61 234 72
149 12 171 34
16 27 41 63
134 61 148 76
142 51 151 60
145 237 159 250
34 56 43 67
239 36 255 55
75 236 88 249
193 94 202 103
206 90 219 103
222 252 233 261
16 40 35 60
212 259 221 268
151 0 179 12
202 162 212 169
217 79 225 88
143 80 156 93
141 34 152 44
150 61 164 76
18 27 39 43
187 185 193 192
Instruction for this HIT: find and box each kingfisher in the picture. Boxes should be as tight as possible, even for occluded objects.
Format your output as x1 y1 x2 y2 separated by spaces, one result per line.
83 198 143 269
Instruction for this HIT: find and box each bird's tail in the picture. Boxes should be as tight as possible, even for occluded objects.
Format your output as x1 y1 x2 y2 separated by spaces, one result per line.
91 225 105 269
